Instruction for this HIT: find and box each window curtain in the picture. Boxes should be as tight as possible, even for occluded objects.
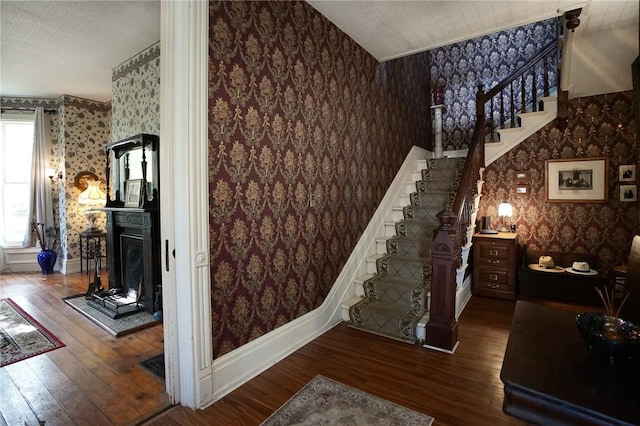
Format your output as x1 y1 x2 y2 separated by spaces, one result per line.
31 107 54 249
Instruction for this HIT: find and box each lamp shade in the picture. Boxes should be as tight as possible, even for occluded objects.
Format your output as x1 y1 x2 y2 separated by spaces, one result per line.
498 202 513 217
78 180 106 206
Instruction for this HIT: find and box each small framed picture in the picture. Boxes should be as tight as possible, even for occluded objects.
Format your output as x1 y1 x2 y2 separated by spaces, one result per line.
124 179 143 208
619 165 636 182
515 184 529 195
515 171 529 183
620 185 637 202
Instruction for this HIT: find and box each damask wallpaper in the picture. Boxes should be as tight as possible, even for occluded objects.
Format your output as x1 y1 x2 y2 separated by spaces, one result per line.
57 96 110 265
208 1 431 356
111 42 160 142
479 91 639 271
0 95 110 270
430 18 557 151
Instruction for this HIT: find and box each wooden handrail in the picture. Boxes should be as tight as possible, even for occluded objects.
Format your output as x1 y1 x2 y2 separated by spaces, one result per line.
427 36 561 352
483 40 557 101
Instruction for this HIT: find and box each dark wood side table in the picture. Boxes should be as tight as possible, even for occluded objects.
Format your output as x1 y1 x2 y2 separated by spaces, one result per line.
79 231 106 275
501 301 640 425
473 232 517 299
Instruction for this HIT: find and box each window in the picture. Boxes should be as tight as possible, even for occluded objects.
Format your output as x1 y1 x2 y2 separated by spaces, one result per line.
0 112 35 247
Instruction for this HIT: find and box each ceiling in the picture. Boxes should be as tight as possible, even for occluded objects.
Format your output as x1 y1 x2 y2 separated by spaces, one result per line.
1 1 160 102
1 1 638 103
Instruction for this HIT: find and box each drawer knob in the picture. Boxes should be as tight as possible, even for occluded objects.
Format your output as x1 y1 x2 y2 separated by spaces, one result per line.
489 249 498 256
490 274 498 281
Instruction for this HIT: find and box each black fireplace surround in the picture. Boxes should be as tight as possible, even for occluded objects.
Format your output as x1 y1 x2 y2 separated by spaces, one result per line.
100 134 162 317
104 209 161 316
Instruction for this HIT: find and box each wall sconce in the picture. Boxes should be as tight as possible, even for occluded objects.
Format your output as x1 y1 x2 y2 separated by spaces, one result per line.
46 168 62 182
498 201 513 232
78 179 107 232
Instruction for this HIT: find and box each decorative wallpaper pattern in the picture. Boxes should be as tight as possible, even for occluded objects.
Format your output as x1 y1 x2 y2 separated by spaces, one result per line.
111 42 160 142
479 91 639 272
58 96 110 263
208 1 430 357
430 19 558 151
1 96 110 268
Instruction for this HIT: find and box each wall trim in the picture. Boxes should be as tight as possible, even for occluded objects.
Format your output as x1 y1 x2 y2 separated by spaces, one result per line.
61 258 81 275
201 145 432 405
1 247 40 273
160 0 210 408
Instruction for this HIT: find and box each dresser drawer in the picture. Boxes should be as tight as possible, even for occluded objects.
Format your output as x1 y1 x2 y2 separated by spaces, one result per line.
473 232 518 300
475 280 511 292
475 240 513 266
476 268 512 286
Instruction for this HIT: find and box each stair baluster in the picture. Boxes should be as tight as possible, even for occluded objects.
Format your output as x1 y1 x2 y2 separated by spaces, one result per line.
427 38 562 352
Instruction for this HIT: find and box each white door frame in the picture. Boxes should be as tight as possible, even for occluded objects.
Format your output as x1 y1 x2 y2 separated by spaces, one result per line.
160 0 213 407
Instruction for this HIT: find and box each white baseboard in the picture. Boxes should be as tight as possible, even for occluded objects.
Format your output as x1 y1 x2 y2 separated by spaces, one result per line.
456 274 472 319
207 274 351 404
0 248 82 276
201 146 434 407
1 247 43 273
62 258 81 275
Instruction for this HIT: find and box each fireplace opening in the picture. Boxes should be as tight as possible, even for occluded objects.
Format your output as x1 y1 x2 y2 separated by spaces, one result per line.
88 234 146 318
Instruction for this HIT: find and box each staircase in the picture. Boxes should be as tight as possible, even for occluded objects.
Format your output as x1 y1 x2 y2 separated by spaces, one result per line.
485 95 558 165
347 158 464 343
339 34 564 350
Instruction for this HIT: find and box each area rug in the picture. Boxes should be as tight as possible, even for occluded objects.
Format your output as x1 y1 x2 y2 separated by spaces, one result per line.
141 353 165 379
1 298 65 367
63 294 160 337
261 375 434 425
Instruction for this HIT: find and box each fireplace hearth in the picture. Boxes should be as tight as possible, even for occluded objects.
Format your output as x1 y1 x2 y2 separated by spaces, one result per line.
88 288 145 318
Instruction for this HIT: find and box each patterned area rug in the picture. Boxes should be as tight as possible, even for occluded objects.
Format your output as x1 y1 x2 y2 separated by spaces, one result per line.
1 298 65 367
261 375 434 425
63 294 160 337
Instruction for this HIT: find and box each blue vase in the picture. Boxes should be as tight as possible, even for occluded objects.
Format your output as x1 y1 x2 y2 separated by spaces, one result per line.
37 249 57 275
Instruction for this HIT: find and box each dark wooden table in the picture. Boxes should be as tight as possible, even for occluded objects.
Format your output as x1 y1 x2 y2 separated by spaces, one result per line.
501 301 640 426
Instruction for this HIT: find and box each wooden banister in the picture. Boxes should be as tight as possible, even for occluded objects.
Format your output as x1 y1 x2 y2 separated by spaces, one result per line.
427 35 562 353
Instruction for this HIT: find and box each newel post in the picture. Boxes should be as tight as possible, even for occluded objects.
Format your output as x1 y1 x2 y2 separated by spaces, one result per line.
425 208 459 353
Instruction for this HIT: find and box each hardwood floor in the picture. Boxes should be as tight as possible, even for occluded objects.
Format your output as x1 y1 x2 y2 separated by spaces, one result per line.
144 296 527 426
0 271 169 426
4 271 590 425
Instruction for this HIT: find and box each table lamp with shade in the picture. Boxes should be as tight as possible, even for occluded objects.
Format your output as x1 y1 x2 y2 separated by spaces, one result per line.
498 201 513 232
79 179 107 232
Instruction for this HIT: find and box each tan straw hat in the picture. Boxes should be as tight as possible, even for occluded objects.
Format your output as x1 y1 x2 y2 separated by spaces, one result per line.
528 255 565 273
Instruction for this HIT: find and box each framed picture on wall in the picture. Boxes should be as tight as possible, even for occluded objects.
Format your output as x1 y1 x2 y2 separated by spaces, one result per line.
124 179 143 208
515 171 529 183
515 184 529 195
620 185 637 202
545 157 608 203
619 165 636 182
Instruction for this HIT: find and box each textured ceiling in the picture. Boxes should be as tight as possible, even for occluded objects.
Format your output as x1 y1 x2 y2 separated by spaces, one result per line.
307 0 589 61
0 1 637 103
0 1 160 102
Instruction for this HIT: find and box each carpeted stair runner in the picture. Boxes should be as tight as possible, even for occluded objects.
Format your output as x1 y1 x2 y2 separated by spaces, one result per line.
349 157 464 343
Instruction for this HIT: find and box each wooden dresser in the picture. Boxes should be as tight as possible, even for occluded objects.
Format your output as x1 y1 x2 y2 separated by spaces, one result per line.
473 232 517 300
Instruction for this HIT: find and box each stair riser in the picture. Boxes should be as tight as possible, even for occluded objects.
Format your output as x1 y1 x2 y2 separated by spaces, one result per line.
403 205 441 222
363 279 428 308
387 237 432 258
376 256 432 283
416 179 456 193
411 191 453 209
395 221 436 239
420 168 460 183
